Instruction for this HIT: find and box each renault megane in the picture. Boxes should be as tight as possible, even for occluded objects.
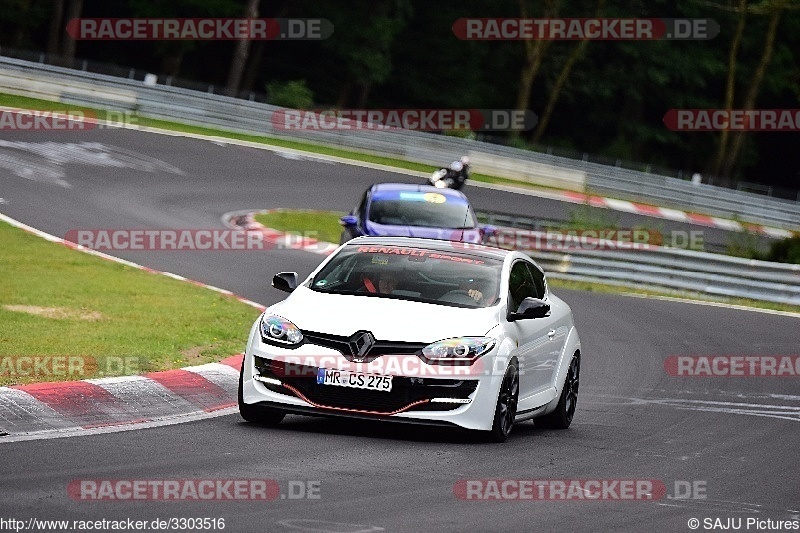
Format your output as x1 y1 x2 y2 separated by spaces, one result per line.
238 236 581 442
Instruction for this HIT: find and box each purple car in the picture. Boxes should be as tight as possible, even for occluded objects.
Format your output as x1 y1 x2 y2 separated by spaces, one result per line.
339 183 493 244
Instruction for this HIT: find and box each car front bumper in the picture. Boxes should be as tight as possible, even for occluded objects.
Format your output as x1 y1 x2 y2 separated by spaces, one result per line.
241 329 505 431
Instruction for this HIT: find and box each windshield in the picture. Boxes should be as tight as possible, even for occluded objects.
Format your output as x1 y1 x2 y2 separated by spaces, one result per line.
368 197 476 229
310 244 501 308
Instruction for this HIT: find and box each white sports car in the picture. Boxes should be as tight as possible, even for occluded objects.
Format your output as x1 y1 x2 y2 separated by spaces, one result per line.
239 236 581 442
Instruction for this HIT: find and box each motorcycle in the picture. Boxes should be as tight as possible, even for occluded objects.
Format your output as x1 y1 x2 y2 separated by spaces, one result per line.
426 166 469 190
427 168 452 189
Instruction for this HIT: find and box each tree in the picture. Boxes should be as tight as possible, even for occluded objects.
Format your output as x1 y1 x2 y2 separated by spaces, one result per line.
511 0 558 139
707 0 799 180
60 0 83 64
532 0 606 143
720 0 793 179
317 0 412 107
225 0 260 96
46 0 64 57
711 0 748 177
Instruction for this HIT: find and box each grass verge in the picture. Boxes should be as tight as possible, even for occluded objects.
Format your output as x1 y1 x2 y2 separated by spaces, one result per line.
254 210 346 245
252 209 800 314
0 220 261 386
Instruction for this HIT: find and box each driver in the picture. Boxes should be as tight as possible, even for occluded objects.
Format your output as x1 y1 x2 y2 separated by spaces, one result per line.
362 269 399 294
459 277 492 305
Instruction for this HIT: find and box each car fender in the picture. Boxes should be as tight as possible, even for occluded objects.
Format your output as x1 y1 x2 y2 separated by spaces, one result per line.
484 333 519 415
542 325 581 415
242 318 262 383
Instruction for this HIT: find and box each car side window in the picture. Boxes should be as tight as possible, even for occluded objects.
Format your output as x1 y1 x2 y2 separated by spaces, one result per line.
356 190 368 219
527 263 547 299
508 261 536 312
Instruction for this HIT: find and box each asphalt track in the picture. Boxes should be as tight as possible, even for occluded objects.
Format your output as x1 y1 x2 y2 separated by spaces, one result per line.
0 128 798 532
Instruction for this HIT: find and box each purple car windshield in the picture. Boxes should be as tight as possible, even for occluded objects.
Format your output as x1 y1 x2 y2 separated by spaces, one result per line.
368 194 475 229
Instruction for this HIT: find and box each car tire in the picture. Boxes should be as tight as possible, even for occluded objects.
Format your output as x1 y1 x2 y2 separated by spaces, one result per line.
483 360 519 443
536 352 579 430
238 358 286 426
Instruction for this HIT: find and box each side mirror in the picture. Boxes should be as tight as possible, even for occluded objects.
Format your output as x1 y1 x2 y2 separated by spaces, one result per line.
480 224 496 243
339 215 358 226
272 272 299 293
508 297 550 321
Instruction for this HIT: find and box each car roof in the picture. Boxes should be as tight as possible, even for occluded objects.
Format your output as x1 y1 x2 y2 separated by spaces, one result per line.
345 236 512 262
370 182 468 199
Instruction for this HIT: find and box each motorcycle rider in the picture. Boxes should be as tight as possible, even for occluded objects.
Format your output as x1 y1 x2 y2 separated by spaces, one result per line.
429 156 471 190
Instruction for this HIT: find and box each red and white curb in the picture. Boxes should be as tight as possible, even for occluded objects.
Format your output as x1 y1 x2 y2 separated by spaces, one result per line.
0 212 267 440
0 355 244 441
558 191 797 239
224 209 339 256
468 181 795 239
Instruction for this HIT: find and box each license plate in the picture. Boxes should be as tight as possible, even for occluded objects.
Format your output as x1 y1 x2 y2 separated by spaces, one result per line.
316 368 393 392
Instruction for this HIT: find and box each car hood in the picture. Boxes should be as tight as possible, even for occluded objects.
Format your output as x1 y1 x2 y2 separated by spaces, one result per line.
364 221 482 243
269 286 500 343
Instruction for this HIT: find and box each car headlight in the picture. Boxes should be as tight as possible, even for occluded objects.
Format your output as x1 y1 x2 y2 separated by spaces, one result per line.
260 314 303 346
422 337 495 364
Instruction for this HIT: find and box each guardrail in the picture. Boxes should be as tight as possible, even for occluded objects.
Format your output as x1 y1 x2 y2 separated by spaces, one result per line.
0 54 798 231
506 232 800 306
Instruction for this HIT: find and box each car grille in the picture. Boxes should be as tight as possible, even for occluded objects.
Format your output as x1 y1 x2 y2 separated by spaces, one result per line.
302 331 426 361
254 357 477 413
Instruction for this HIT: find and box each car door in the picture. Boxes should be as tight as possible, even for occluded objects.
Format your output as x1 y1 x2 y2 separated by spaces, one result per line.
345 188 370 238
506 260 557 403
528 263 568 390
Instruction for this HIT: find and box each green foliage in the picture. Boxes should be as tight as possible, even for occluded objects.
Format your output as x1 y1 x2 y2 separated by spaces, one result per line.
444 129 477 140
267 80 314 109
726 232 769 260
562 205 619 232
254 210 345 245
764 236 800 264
316 0 413 94
726 233 800 265
2 0 798 190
